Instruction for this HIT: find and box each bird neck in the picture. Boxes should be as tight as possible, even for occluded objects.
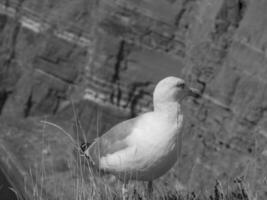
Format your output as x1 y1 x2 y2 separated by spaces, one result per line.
154 101 181 121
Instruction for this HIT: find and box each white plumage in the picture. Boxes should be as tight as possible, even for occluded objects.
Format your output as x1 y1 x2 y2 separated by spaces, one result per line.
81 76 199 198
99 112 183 180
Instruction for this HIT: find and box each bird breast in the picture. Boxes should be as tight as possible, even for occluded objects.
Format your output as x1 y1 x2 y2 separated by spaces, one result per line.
126 112 182 168
99 112 183 180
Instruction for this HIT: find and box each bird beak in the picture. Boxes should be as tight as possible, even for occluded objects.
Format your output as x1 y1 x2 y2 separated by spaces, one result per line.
187 87 201 98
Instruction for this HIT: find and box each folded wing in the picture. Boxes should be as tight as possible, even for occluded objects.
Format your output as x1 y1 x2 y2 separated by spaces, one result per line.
86 117 138 170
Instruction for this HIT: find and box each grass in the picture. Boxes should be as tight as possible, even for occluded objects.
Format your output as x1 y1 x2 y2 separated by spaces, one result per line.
1 116 256 200
26 120 254 200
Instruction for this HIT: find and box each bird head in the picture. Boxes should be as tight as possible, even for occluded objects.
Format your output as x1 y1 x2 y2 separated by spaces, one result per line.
153 76 200 109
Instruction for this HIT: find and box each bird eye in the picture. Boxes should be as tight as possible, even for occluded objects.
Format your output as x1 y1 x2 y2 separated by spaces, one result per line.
177 82 185 89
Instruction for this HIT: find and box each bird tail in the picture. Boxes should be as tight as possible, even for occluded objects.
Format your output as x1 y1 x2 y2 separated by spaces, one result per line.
80 142 92 153
79 142 106 177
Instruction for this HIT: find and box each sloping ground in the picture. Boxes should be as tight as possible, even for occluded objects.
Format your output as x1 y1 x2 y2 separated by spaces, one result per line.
0 101 130 200
0 105 254 200
0 0 266 199
0 101 192 200
0 116 78 200
0 166 17 199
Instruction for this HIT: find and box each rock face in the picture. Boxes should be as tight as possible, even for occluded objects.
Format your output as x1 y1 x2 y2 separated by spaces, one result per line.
0 0 267 198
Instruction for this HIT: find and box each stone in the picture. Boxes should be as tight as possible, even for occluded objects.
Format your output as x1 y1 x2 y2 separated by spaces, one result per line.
0 0 267 199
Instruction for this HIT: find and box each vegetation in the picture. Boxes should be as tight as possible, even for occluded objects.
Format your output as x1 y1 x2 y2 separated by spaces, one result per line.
17 120 254 200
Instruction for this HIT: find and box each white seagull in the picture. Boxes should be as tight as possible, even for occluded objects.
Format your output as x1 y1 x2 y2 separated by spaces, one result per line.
80 76 199 199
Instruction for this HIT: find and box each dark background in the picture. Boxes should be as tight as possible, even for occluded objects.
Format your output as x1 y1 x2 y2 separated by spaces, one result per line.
0 169 17 200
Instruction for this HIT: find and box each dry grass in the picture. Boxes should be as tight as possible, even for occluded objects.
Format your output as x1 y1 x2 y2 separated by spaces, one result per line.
28 120 254 200
0 115 256 200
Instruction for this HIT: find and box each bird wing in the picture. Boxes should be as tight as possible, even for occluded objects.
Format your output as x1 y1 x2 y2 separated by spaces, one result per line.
86 117 139 167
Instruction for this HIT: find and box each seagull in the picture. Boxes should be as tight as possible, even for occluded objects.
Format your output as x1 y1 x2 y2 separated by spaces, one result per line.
80 76 199 199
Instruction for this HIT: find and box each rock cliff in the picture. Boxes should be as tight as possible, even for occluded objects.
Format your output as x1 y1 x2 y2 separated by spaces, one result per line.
0 0 266 199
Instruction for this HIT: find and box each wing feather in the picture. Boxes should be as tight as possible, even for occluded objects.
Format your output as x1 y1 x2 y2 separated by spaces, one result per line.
87 117 138 167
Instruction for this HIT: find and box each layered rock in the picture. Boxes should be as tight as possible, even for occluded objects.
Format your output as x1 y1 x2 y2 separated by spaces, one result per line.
0 0 266 199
